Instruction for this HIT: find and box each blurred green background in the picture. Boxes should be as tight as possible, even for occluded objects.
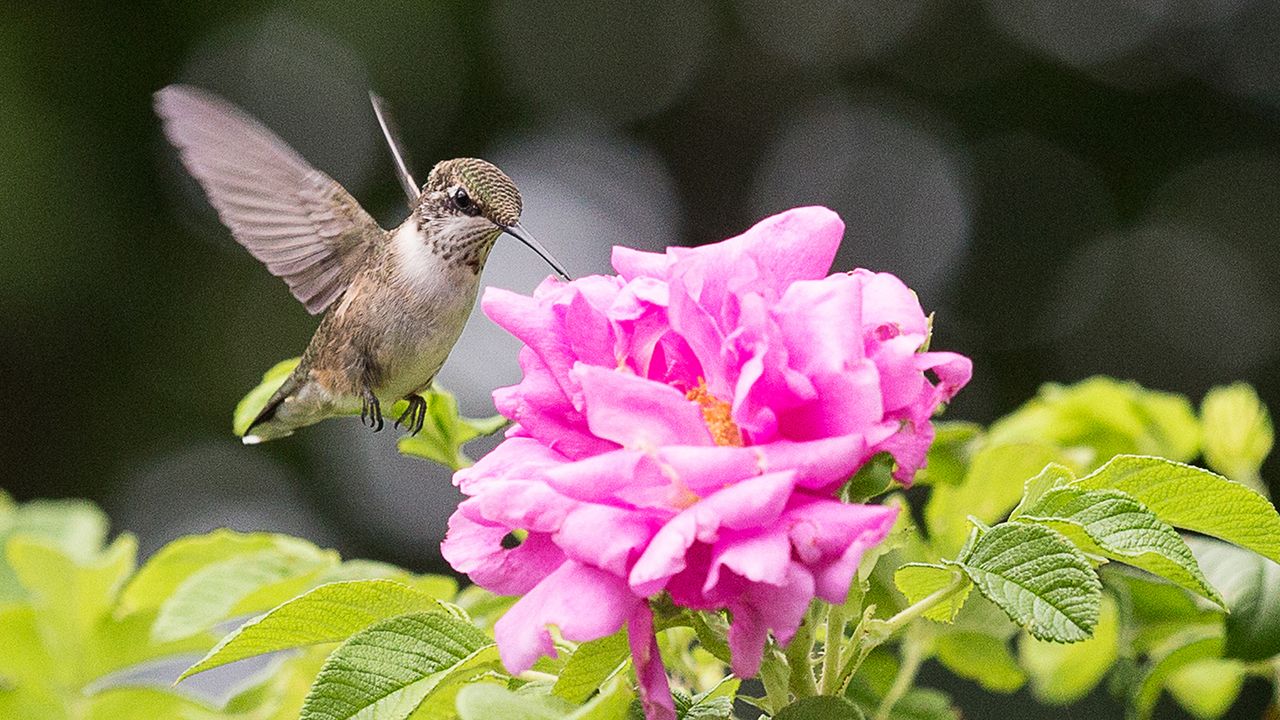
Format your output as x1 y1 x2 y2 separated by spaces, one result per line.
2 1 1278 716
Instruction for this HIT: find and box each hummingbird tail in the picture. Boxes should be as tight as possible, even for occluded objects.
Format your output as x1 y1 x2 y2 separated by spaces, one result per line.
242 372 302 443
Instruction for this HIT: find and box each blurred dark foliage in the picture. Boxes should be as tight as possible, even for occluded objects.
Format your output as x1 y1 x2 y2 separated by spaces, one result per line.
1 2 1278 716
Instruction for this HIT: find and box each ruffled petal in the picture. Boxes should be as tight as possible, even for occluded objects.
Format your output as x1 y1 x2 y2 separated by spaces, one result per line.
705 527 792 595
453 435 568 494
773 274 865 376
493 348 615 460
612 246 674 281
494 561 641 673
629 471 796 596
441 512 564 596
726 564 815 677
555 503 660 576
628 605 676 720
852 269 929 338
786 499 898 602
574 364 713 448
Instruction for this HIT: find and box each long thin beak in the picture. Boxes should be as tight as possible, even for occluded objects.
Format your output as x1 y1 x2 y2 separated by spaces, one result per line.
502 223 571 281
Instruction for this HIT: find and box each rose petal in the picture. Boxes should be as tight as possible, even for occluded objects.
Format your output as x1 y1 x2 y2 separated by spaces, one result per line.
441 512 564 596
494 561 641 674
784 500 898 602
612 246 674 281
852 269 929 337
773 275 865 376
555 503 660 576
629 471 796 595
628 605 676 720
705 527 792 595
494 348 616 459
574 364 713 448
453 435 568 494
726 564 815 677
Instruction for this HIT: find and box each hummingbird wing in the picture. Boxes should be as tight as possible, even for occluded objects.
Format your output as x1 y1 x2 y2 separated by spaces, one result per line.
368 92 419 207
155 84 383 315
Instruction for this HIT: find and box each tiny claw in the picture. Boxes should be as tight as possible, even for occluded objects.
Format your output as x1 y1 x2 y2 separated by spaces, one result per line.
413 399 427 435
361 389 383 432
395 395 427 435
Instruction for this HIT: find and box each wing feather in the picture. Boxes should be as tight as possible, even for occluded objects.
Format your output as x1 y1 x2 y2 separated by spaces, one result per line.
155 84 384 314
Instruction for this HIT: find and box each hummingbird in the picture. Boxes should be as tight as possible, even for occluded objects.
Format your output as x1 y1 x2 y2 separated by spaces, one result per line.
154 84 569 444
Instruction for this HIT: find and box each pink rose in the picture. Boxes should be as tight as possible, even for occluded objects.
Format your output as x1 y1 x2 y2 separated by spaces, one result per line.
443 207 971 719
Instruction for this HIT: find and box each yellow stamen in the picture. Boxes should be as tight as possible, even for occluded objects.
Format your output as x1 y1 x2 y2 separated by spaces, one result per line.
686 380 744 447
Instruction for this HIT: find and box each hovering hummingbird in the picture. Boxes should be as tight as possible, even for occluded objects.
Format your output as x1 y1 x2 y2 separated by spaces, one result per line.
155 84 569 444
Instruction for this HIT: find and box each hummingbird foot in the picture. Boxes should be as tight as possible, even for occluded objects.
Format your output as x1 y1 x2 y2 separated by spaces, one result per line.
360 390 384 432
395 394 428 436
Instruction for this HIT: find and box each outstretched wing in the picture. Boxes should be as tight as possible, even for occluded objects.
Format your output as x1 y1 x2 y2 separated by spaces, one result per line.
369 92 419 207
155 84 384 314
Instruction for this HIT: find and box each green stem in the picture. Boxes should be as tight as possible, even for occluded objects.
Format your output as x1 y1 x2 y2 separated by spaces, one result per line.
516 670 558 683
869 571 968 645
837 571 968 695
760 646 791 714
785 606 819 698
873 637 925 720
837 607 876 695
819 602 847 695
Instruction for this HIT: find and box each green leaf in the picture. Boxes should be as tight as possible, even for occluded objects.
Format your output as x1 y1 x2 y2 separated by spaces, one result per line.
0 498 110 602
1200 383 1272 492
1015 486 1224 607
151 536 337 642
953 522 1101 643
1104 567 1216 658
397 386 506 470
407 574 460 602
914 422 983 487
120 529 288 614
5 498 110 560
689 612 732 666
934 633 1025 693
7 534 137 685
234 357 301 436
1186 537 1280 661
682 677 738 720
1018 594 1119 704
1008 464 1075 520
925 442 1063 555
1131 627 1224 720
86 609 220 680
569 677 634 720
774 696 865 720
552 630 630 703
302 611 496 720
0 605 55 694
987 377 1200 468
841 452 895 502
453 585 517 630
181 579 441 681
85 688 224 720
0 684 63 720
847 675 959 720
1165 658 1245 720
886 689 960 720
455 684 573 720
1075 455 1280 565
892 564 971 622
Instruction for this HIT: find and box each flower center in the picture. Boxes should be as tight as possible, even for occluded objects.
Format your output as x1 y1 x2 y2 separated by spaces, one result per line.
685 380 744 447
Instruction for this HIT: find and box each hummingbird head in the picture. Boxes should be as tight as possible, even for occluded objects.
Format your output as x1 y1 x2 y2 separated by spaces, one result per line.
415 158 570 280
420 157 522 228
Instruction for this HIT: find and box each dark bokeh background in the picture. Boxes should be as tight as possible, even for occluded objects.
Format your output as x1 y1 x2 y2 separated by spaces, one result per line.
2 1 1278 717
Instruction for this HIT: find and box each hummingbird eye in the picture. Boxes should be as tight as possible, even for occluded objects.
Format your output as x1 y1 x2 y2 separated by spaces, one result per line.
451 187 476 214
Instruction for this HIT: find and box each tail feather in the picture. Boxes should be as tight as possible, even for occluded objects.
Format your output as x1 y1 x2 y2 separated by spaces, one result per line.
243 372 303 443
